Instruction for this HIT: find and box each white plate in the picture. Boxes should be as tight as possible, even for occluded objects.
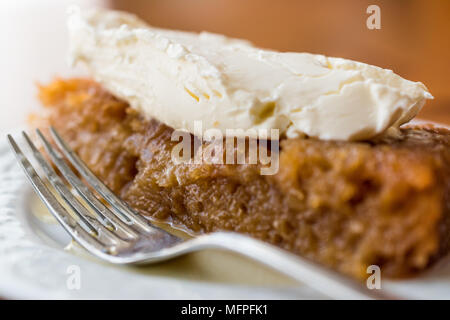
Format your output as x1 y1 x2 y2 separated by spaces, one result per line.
1 126 449 300
0 133 323 299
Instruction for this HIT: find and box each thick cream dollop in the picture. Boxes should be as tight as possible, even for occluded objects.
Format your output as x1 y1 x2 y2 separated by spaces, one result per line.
68 8 433 141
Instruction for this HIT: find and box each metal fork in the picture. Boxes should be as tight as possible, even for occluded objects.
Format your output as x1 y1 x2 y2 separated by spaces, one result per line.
7 127 392 300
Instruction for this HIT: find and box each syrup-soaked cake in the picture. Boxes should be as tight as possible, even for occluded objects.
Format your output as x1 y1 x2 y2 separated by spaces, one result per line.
35 78 450 279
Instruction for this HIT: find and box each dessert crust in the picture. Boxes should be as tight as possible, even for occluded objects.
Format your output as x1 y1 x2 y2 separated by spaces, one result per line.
36 79 450 279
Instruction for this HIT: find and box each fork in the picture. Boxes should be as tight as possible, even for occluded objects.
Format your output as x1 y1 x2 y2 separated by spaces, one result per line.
7 127 392 300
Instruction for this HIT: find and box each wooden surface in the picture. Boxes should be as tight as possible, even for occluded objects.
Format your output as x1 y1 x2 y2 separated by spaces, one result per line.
112 0 450 125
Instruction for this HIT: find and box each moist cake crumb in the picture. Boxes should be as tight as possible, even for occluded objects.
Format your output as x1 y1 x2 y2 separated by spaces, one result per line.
35 78 450 279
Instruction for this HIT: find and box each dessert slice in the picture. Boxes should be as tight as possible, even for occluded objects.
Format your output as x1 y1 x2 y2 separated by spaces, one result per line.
36 78 450 279
32 8 450 280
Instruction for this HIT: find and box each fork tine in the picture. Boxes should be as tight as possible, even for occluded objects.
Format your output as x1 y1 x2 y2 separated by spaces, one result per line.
50 127 156 233
6 134 106 253
35 129 139 241
22 131 129 250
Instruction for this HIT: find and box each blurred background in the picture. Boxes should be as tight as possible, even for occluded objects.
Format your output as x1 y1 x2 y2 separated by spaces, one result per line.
2 0 449 131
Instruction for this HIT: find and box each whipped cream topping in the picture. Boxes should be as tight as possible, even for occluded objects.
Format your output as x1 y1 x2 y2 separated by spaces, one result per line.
67 8 433 141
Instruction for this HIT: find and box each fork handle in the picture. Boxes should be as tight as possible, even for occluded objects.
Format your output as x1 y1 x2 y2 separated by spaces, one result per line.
173 232 395 300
